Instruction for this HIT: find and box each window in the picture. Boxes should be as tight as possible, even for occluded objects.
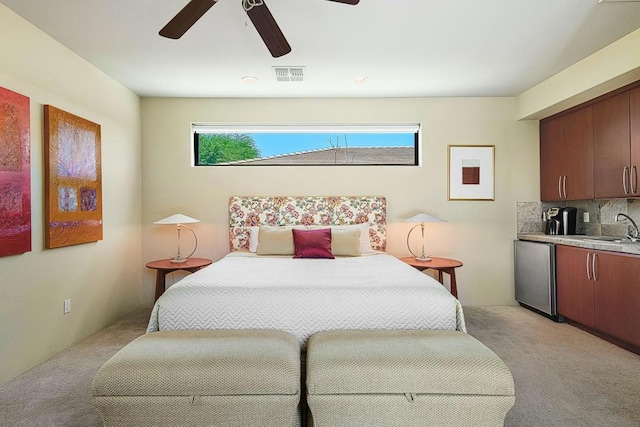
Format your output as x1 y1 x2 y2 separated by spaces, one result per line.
192 124 420 166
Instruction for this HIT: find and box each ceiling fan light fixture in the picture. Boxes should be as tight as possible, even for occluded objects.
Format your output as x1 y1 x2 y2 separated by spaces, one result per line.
242 0 265 11
160 0 359 57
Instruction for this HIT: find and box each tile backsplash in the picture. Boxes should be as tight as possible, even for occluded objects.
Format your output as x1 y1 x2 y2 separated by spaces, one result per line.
517 199 640 237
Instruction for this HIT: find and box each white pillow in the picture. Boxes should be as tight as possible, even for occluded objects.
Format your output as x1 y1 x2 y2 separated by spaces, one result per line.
248 226 260 252
310 223 373 254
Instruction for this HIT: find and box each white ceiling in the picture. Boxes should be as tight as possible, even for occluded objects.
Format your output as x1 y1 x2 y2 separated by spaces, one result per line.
3 0 640 98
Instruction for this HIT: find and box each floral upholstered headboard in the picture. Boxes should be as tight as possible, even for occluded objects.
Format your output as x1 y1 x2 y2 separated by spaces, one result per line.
229 196 387 252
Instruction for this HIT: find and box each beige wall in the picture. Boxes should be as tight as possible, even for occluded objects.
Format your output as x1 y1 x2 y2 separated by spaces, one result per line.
517 28 640 120
12 0 638 387
141 97 540 306
0 5 143 385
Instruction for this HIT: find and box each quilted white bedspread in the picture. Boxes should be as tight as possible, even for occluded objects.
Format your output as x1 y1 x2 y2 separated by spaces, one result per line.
146 253 466 345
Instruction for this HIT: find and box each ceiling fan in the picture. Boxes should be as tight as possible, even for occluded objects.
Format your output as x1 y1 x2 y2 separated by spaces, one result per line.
160 0 360 58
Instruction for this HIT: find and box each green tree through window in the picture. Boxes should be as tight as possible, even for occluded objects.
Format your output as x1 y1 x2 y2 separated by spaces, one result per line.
197 134 260 165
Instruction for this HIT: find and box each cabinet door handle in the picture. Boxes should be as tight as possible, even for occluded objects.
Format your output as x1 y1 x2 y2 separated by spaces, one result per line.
586 253 592 280
558 176 563 199
623 167 630 194
632 166 637 194
592 253 598 282
562 175 567 199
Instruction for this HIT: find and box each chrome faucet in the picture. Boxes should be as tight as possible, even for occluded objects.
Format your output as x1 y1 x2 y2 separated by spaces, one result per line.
615 213 640 241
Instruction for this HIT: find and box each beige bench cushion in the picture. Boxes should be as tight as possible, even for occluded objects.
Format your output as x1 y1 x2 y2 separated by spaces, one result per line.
306 330 515 427
93 329 300 397
307 329 514 396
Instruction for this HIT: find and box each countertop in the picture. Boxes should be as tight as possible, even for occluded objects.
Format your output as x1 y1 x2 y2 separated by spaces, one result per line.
517 233 640 256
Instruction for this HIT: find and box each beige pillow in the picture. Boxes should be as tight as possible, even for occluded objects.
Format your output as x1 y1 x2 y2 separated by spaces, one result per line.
250 225 306 253
310 223 373 254
257 227 295 255
331 228 361 257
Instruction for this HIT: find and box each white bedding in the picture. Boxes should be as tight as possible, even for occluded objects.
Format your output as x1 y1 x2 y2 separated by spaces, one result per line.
147 252 466 345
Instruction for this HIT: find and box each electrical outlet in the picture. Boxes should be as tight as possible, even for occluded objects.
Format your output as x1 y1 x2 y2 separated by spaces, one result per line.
63 299 71 314
583 212 590 223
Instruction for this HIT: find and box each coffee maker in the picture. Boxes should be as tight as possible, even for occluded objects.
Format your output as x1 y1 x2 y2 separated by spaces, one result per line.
561 207 577 235
545 208 562 235
545 207 577 235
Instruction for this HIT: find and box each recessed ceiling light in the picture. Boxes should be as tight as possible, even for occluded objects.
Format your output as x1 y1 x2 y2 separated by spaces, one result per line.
241 76 259 84
352 76 368 84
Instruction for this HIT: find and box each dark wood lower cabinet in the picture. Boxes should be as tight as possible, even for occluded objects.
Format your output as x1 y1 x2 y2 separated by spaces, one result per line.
593 251 640 347
556 245 640 348
556 245 595 328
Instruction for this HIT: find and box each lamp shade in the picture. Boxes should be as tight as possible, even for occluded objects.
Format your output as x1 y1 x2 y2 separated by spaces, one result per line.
153 213 200 225
404 213 446 223
153 213 200 263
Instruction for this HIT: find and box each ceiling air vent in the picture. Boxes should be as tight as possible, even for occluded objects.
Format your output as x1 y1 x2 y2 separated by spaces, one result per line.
273 67 304 82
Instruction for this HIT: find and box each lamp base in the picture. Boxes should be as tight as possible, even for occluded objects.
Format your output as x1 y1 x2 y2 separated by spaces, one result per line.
414 256 432 262
170 257 188 264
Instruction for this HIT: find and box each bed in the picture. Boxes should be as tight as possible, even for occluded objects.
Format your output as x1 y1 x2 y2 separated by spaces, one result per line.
147 196 466 340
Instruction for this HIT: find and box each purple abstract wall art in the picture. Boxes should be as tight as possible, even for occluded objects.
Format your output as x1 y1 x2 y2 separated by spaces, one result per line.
0 86 31 257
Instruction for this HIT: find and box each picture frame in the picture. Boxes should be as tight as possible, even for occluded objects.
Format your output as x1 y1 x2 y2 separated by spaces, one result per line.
44 105 102 248
0 86 31 256
448 145 495 201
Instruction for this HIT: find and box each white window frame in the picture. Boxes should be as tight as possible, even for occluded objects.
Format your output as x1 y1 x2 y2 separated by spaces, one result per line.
192 123 421 166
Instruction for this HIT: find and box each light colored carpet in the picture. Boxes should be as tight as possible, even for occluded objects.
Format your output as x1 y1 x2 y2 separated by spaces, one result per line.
465 306 640 427
0 309 150 427
1 305 639 426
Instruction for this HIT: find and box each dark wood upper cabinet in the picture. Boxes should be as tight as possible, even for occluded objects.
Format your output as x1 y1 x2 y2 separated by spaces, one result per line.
631 87 640 194
540 107 594 201
540 81 640 203
540 116 564 201
564 107 594 200
593 91 632 198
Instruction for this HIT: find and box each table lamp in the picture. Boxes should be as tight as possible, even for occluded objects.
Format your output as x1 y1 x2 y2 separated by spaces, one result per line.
153 213 200 263
404 212 446 262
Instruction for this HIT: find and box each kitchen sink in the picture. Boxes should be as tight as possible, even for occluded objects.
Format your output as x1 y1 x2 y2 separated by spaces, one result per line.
573 235 633 243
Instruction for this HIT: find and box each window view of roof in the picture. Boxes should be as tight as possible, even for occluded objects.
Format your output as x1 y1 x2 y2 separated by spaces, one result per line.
193 126 419 166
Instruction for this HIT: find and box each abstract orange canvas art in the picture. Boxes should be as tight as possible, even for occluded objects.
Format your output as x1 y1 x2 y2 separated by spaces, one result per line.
0 86 31 256
44 105 102 248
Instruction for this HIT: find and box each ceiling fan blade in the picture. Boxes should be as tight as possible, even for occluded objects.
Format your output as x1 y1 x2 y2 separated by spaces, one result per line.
326 0 360 4
245 1 292 58
159 0 218 39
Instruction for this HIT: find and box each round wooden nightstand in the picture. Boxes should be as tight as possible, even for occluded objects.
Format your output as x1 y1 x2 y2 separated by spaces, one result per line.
146 257 212 301
400 256 463 298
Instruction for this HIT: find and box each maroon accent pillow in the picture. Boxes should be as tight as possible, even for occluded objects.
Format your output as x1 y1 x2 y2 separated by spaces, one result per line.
292 228 335 259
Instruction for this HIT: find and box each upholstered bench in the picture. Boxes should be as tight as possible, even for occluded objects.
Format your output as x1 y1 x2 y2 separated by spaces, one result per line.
306 330 515 427
92 329 300 427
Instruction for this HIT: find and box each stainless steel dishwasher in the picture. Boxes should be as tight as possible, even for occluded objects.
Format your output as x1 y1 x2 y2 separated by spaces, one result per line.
514 240 561 321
